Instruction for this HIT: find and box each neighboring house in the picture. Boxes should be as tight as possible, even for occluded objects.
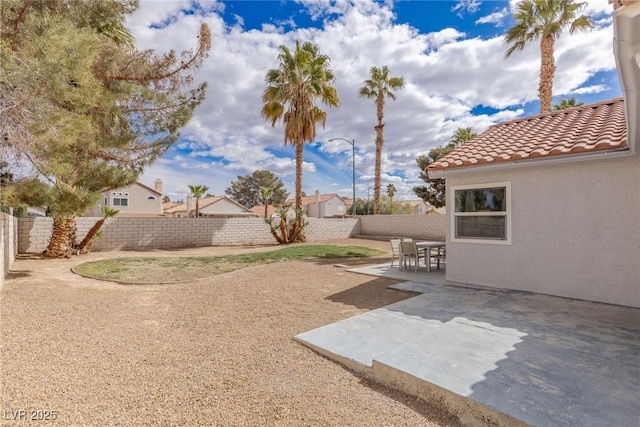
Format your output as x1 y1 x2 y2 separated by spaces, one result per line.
86 179 163 217
403 199 429 214
428 97 639 308
164 195 257 218
287 192 348 218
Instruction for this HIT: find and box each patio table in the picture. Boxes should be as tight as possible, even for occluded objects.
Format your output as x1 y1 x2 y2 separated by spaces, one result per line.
415 241 446 272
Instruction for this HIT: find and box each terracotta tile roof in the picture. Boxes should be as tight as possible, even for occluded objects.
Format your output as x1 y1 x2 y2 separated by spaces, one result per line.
428 98 628 173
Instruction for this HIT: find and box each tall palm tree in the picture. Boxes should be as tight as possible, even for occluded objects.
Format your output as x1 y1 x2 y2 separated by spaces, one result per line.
188 184 209 218
359 66 405 215
259 186 273 218
504 0 593 114
261 40 340 224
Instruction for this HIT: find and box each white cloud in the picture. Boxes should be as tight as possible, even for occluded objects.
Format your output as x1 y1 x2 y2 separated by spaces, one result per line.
127 0 620 200
476 8 509 27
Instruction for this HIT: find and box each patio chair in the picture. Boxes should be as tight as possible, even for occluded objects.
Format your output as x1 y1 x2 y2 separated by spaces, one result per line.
400 240 424 272
428 246 446 270
389 239 402 268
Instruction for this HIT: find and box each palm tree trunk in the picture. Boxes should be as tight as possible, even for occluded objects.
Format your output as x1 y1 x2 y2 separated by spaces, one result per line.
294 142 306 241
195 198 200 218
43 215 76 258
373 91 385 214
294 143 303 211
538 35 556 114
77 217 106 254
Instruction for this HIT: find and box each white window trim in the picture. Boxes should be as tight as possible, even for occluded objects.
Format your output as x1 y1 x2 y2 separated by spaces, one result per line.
450 181 512 245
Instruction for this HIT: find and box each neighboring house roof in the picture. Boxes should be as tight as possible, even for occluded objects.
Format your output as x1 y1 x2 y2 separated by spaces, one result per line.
402 200 427 207
286 193 344 207
162 202 180 211
249 205 279 216
103 181 161 196
428 98 628 173
165 196 255 216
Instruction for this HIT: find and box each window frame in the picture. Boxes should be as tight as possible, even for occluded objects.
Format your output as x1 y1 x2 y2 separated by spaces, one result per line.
450 181 511 245
112 197 129 207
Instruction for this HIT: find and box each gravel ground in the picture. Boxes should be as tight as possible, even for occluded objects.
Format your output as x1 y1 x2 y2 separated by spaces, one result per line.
1 238 460 426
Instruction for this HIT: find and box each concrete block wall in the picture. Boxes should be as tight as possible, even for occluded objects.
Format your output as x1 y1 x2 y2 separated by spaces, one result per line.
1 212 17 288
358 214 445 241
18 216 360 253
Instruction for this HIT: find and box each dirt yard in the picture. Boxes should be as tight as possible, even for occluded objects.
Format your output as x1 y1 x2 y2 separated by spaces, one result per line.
1 238 460 426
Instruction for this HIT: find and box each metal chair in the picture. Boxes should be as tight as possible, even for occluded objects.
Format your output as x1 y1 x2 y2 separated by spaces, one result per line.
389 239 402 268
400 240 424 272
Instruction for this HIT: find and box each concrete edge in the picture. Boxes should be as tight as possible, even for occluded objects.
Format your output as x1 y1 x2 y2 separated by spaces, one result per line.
371 360 530 427
293 335 530 427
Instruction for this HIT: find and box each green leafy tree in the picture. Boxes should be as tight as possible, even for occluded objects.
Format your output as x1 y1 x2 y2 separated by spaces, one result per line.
225 170 288 209
414 128 476 208
162 195 171 203
1 1 210 257
504 0 593 114
553 96 584 110
188 184 210 218
261 40 339 242
359 65 405 215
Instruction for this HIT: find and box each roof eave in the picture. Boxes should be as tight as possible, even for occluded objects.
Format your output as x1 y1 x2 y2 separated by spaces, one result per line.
428 147 632 178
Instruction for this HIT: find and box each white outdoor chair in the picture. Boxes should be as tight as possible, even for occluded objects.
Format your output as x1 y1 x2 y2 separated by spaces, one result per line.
400 240 424 272
428 246 446 270
389 239 402 268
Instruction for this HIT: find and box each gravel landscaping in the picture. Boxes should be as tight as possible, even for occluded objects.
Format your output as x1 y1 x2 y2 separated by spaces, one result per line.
1 238 460 426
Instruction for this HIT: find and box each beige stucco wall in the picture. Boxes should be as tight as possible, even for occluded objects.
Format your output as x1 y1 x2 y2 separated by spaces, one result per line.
1 212 17 289
86 183 162 216
444 155 640 308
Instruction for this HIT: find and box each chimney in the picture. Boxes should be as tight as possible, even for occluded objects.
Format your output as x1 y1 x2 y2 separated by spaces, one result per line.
154 179 163 195
186 195 193 217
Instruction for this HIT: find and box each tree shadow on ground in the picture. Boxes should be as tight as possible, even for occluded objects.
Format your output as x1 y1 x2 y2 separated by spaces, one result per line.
325 276 416 311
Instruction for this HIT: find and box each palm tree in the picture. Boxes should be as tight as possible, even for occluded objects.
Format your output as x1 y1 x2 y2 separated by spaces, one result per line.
448 127 477 148
188 184 209 218
259 187 273 218
504 0 593 114
77 206 118 254
386 183 397 214
261 40 339 240
553 96 584 110
359 66 405 214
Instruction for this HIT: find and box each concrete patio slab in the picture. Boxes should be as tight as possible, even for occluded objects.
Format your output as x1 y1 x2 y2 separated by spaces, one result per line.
295 278 640 427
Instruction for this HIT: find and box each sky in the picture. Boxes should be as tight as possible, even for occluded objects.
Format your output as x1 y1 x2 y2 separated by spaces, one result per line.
125 0 622 204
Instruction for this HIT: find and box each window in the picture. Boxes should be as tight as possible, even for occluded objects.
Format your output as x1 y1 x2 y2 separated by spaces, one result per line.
147 195 156 200
452 182 511 244
104 197 108 206
113 198 129 207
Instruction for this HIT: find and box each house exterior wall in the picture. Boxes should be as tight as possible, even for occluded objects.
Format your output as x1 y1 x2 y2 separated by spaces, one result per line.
86 183 162 216
444 155 640 308
322 197 347 217
1 212 17 289
199 199 253 216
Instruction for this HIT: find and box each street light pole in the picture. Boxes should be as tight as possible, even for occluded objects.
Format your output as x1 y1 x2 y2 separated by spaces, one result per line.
328 137 356 216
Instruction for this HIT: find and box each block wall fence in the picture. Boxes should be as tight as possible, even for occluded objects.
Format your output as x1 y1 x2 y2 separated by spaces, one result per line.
1 212 18 289
17 215 446 254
